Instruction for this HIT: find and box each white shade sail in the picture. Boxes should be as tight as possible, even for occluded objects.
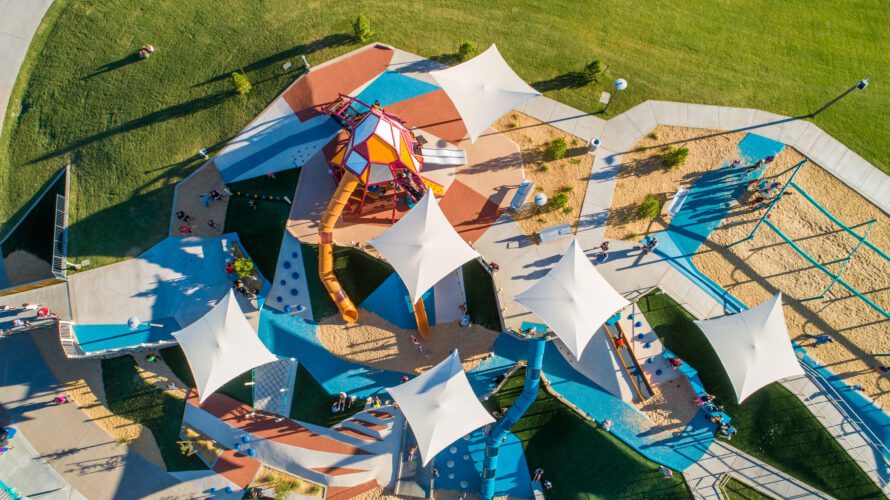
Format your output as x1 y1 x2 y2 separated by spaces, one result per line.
430 44 540 143
514 240 629 360
369 191 480 303
694 293 804 403
386 350 494 466
173 290 278 403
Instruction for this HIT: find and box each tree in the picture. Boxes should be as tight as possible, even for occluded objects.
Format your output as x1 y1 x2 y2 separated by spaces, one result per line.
233 257 254 279
582 59 605 84
231 71 251 95
352 14 373 43
662 145 690 169
544 138 567 160
458 41 478 62
637 194 661 219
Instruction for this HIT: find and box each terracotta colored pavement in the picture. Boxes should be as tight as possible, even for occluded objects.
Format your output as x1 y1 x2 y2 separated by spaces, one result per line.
367 410 393 420
187 390 372 456
327 479 380 500
440 179 503 244
212 449 262 488
284 45 394 121
311 466 369 477
386 89 468 145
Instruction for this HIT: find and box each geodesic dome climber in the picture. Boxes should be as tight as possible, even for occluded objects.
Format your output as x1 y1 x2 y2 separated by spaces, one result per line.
318 95 443 324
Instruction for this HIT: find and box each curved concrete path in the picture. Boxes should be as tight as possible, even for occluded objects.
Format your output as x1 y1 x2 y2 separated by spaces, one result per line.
0 0 54 138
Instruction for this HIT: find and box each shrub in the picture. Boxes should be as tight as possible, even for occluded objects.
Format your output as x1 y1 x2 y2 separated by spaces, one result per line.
352 14 373 43
233 257 254 278
458 41 478 62
231 71 251 95
582 59 605 84
562 206 573 214
550 192 570 210
638 194 661 219
538 164 549 172
662 145 690 169
544 138 567 160
558 185 574 194
648 131 660 140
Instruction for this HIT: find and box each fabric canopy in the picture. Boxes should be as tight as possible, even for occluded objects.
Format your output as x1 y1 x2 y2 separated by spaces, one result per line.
369 191 479 303
430 44 540 143
173 290 278 403
694 293 803 403
514 240 629 360
386 350 494 466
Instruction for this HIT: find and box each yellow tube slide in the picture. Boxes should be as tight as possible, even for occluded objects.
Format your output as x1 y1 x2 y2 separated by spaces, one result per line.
413 297 431 341
318 173 360 323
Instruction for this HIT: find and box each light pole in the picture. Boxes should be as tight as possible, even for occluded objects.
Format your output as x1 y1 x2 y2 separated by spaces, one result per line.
603 78 627 114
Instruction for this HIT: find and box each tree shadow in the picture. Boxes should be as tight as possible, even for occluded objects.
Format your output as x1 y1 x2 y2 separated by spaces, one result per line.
27 90 236 164
81 53 140 80
193 33 353 87
531 71 589 93
428 52 461 66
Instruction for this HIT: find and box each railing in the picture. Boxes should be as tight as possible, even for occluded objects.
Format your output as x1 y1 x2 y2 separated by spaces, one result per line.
51 194 68 279
796 363 890 491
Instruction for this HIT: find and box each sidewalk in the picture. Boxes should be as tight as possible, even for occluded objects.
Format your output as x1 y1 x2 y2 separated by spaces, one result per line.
0 331 203 499
0 416 86 500
682 440 832 499
0 0 54 137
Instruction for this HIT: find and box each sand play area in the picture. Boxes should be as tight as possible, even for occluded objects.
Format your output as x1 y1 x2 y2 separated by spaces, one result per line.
692 148 890 408
605 126 747 240
495 112 593 237
607 126 889 408
317 310 499 375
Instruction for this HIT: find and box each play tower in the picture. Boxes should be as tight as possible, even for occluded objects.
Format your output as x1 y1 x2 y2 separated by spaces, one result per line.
318 95 442 327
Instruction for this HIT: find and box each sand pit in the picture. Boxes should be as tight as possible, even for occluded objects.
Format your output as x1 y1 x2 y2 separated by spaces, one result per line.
317 310 499 375
635 379 698 435
691 148 890 408
494 112 592 238
605 126 747 240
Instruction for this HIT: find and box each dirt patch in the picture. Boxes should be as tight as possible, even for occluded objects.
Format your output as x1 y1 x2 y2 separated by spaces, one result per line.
317 310 498 375
635 378 698 435
170 163 228 237
605 126 747 240
493 112 592 238
692 148 890 408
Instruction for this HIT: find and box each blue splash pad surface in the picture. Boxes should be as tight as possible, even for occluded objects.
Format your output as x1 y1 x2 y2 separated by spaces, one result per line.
433 428 533 498
360 273 436 329
354 70 439 111
73 318 179 353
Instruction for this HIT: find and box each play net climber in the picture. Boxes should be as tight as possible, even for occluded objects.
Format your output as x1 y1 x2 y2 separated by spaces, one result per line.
729 159 890 320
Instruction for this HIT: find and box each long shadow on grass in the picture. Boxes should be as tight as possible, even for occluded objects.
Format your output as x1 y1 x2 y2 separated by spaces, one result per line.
531 71 589 92
27 90 237 165
194 33 353 87
81 53 140 80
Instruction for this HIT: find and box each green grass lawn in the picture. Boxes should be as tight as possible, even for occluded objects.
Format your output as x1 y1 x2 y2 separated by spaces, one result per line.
2 1 887 267
491 368 691 499
461 260 502 331
722 478 773 500
101 355 206 471
637 291 881 499
301 244 394 321
289 364 362 427
223 168 300 277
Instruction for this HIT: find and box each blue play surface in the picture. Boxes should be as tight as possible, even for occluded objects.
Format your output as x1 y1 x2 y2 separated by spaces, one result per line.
434 428 533 498
652 133 786 314
73 318 179 354
354 71 439 111
360 273 436 329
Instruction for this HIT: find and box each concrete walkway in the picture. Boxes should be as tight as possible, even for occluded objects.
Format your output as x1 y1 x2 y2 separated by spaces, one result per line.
0 0 54 138
683 440 832 499
0 332 206 499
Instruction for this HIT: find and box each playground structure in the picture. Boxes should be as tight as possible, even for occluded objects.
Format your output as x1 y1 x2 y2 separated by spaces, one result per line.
318 96 442 334
729 159 890 320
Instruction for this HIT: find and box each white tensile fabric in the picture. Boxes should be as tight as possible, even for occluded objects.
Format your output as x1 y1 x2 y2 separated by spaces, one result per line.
430 44 540 143
369 191 479 303
386 350 494 466
514 240 629 360
173 290 278 403
694 293 804 403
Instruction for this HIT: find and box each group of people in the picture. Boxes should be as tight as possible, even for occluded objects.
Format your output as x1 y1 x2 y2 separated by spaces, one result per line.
694 393 737 440
0 426 15 457
0 302 59 336
639 236 659 254
177 189 229 235
409 333 433 360
137 43 155 60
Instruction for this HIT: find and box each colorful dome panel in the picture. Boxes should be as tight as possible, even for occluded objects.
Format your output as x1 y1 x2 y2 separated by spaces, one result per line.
330 108 424 186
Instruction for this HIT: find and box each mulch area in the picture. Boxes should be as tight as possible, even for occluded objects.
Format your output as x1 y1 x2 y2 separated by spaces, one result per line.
171 162 228 237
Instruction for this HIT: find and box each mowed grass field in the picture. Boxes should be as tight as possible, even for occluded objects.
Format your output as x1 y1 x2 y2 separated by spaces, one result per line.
1 0 887 266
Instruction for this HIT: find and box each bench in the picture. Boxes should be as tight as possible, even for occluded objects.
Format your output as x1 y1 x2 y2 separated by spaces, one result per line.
538 223 573 243
509 179 534 211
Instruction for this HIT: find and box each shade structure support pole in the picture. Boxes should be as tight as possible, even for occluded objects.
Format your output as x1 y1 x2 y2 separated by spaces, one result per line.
726 159 807 249
480 337 547 500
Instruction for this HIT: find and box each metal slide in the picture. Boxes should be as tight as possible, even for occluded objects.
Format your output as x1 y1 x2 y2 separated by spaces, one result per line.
420 147 467 166
318 173 360 323
605 323 654 402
